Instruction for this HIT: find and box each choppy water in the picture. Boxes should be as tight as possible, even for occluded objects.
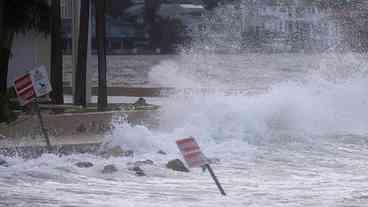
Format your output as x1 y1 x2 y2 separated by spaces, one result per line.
3 51 368 206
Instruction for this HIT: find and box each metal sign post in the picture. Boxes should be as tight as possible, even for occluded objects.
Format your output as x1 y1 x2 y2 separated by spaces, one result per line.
176 137 226 196
33 101 52 151
205 164 226 196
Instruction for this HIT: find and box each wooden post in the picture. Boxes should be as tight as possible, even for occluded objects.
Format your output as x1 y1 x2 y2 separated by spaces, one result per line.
205 164 226 196
73 0 89 107
95 0 108 111
50 0 64 104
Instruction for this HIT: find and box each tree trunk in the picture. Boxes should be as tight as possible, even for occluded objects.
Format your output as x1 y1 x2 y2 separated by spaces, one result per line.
0 1 5 94
73 0 89 107
0 48 10 94
50 0 64 104
0 0 3 50
95 0 107 111
0 31 14 94
144 0 161 49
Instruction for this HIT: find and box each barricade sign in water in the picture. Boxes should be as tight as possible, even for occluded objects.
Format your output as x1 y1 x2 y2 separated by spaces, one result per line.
176 137 208 168
176 137 226 196
14 66 52 105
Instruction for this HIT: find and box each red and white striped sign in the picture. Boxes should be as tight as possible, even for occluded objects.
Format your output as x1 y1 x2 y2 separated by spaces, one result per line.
176 137 208 168
14 73 36 105
14 66 52 106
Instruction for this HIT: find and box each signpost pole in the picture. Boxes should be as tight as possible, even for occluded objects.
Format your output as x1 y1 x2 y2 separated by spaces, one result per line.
205 164 226 196
34 102 52 151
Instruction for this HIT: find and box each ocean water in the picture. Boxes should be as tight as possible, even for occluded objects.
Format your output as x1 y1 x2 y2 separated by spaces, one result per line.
2 52 368 206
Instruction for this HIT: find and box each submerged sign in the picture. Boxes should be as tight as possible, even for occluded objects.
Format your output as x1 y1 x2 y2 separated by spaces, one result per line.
14 66 52 105
176 137 208 168
176 137 226 196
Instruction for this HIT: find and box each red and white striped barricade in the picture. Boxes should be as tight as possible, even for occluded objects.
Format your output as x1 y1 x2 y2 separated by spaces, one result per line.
176 137 208 168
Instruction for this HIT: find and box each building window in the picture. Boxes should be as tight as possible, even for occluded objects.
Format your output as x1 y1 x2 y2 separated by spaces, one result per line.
280 22 283 32
289 22 293 32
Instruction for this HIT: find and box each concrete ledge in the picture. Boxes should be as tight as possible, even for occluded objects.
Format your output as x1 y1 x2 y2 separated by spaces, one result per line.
0 110 159 157
0 143 102 159
62 87 257 97
63 87 173 97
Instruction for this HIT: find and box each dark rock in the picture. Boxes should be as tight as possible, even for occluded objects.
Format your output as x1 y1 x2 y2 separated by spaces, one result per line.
134 97 147 106
124 150 134 157
99 146 134 158
157 150 167 155
102 164 118 174
75 161 93 168
129 166 146 176
76 124 87 133
109 146 126 157
0 158 8 167
166 159 189 172
208 158 220 164
135 159 154 166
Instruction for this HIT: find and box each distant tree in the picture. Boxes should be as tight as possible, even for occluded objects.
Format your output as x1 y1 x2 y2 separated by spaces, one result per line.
153 17 187 53
106 0 133 17
144 0 161 49
202 0 237 10
311 0 368 51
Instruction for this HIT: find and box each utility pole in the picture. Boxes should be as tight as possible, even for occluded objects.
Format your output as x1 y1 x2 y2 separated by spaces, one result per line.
73 0 89 107
95 0 108 111
50 0 64 104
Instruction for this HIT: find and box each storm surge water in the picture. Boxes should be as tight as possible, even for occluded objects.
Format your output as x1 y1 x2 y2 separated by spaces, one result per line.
2 2 368 207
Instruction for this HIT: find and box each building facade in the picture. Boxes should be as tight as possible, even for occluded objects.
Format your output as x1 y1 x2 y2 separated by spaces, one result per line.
243 0 341 51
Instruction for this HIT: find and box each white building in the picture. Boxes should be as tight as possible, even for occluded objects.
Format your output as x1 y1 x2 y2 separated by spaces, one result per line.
243 0 342 51
61 0 73 19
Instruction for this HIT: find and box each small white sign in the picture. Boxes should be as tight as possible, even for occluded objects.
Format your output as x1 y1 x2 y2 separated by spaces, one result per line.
29 66 52 97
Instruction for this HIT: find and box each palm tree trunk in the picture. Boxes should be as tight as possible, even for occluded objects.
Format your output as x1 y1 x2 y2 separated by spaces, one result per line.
50 0 64 104
74 0 89 107
144 0 161 49
0 1 5 94
95 0 107 111
0 31 14 94
0 0 3 50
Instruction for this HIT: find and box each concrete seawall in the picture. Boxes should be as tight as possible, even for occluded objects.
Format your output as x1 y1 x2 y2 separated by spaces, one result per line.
0 110 159 157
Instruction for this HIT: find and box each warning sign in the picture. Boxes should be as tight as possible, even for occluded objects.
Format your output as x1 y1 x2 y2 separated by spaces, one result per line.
29 66 52 97
176 137 208 168
14 66 52 105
